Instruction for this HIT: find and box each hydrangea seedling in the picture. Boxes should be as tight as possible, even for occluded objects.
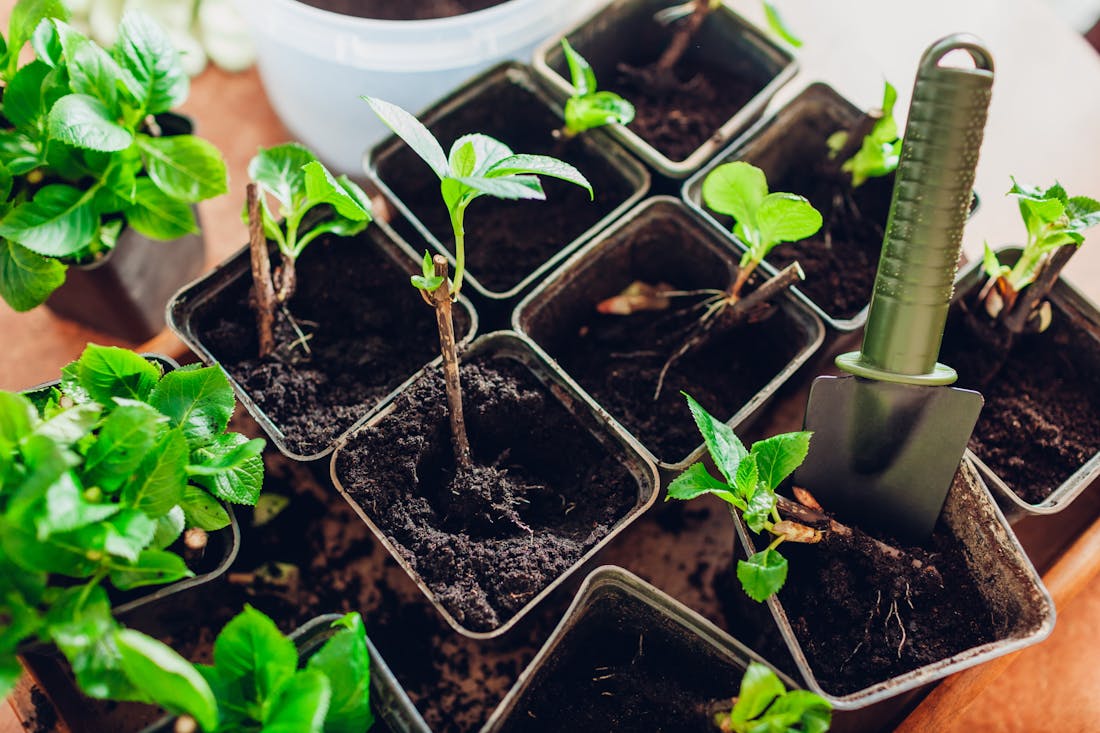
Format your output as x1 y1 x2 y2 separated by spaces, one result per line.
826 81 901 188
980 178 1100 333
559 39 635 137
363 96 592 469
714 662 831 733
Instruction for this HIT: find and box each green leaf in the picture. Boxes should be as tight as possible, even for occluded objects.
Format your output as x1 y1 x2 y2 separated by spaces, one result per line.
0 391 38 443
730 661 786 723
982 242 1006 280
737 548 788 602
214 605 298 704
150 506 185 550
122 427 189 516
32 401 101 445
307 613 374 733
486 154 593 198
103 509 157 562
54 22 126 110
683 392 747 485
47 586 138 700
0 183 97 257
447 133 513 176
4 60 51 130
761 1 802 47
733 453 759 500
113 11 189 114
702 162 768 231
561 38 596 96
756 193 824 247
39 473 121 538
148 365 236 446
0 517 96 576
363 96 448 180
0 657 21 701
31 15 62 67
564 91 635 135
109 549 192 590
750 432 812 492
125 178 199 240
302 161 371 222
83 400 167 491
7 0 69 69
448 139 477 178
453 174 544 201
179 485 230 531
115 628 218 730
188 434 265 505
763 689 832 732
137 134 229 203
71 344 160 404
743 483 777 534
248 142 318 209
264 669 332 733
411 250 444 292
666 462 739 507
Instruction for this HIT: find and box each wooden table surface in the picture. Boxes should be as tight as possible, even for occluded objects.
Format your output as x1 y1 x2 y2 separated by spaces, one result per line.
2 0 1100 731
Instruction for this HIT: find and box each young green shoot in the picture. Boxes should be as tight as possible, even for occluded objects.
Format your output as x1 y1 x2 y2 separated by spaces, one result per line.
115 608 374 733
714 662 831 733
559 39 635 138
363 95 592 468
826 81 901 188
244 143 372 357
980 178 1100 334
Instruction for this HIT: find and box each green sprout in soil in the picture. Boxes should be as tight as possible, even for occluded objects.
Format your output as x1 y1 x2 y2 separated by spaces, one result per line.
713 662 831 733
0 4 229 312
243 143 372 357
364 96 592 469
0 345 265 701
826 80 901 188
559 39 635 138
115 607 373 733
595 161 820 398
979 179 1100 334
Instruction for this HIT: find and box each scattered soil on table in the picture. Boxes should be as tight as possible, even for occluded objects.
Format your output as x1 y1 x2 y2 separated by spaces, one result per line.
495 590 744 732
941 298 1100 504
377 81 635 293
25 687 59 733
191 231 470 456
298 0 508 20
334 356 640 632
524 215 807 464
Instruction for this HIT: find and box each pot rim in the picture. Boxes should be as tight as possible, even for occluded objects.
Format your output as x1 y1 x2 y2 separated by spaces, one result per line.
328 331 660 639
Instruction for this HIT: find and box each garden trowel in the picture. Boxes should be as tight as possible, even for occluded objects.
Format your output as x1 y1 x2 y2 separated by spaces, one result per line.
793 35 993 545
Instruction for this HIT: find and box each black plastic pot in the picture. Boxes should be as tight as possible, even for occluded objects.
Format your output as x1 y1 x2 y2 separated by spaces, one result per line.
43 113 205 343
167 219 478 461
533 0 797 179
949 245 1100 515
141 613 430 733
330 332 660 638
514 196 824 472
367 62 650 304
732 458 1054 709
483 565 803 732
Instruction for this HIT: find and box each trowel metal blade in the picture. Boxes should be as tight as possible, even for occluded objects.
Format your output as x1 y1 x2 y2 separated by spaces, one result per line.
793 375 984 545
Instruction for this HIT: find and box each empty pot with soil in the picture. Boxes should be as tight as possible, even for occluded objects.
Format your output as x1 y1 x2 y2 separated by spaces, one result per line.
367 63 649 302
942 245 1100 514
168 220 477 461
330 333 659 637
515 196 824 471
534 0 797 179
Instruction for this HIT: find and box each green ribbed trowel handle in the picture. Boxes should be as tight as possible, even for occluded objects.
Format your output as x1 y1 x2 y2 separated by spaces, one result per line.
839 35 994 386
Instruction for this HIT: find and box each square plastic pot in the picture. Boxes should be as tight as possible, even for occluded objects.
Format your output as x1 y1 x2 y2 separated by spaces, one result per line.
166 220 478 462
732 458 1054 708
513 196 825 473
532 0 797 179
367 62 650 303
141 613 430 733
329 332 660 639
953 245 1100 515
482 565 802 732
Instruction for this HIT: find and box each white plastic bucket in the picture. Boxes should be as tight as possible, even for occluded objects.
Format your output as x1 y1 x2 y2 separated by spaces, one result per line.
236 0 606 173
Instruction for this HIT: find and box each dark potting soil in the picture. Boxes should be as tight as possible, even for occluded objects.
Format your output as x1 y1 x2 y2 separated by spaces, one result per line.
495 591 744 733
297 0 508 20
377 81 635 293
190 232 470 456
530 218 805 463
334 356 639 632
941 301 1100 504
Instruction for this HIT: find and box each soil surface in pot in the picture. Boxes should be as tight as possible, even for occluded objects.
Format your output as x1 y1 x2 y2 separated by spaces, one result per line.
190 232 470 456
529 218 805 464
941 301 1100 504
298 0 507 20
378 81 635 293
334 356 639 632
495 591 743 732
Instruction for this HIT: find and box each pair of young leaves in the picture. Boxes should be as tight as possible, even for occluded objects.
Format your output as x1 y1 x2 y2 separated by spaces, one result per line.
0 344 264 700
115 607 373 733
0 2 228 311
827 81 901 188
721 662 830 733
667 393 810 602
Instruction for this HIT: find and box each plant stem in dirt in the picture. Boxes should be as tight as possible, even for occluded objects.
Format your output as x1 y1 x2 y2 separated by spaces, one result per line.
276 250 297 304
656 0 719 73
247 183 277 358
1000 243 1074 335
430 255 472 469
